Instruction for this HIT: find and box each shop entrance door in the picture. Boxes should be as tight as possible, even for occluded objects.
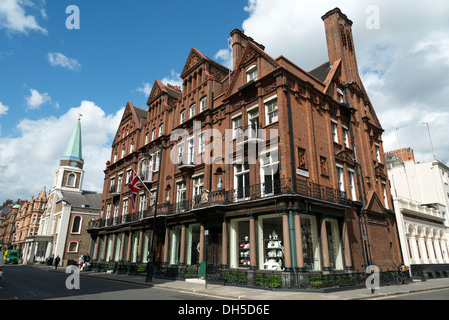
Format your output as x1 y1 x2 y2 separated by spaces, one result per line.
206 226 222 266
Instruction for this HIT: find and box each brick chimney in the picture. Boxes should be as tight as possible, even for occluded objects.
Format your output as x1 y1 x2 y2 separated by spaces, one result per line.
230 29 265 70
321 8 361 84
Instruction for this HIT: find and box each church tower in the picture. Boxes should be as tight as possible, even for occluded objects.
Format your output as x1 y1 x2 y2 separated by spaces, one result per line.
53 117 84 193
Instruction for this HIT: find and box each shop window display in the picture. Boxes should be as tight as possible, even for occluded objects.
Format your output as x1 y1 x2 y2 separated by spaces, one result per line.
301 215 320 271
186 223 200 265
258 215 284 270
326 219 343 270
170 226 182 265
230 219 251 268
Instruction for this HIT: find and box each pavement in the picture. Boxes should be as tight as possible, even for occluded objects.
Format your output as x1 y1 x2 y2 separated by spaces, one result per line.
28 264 449 300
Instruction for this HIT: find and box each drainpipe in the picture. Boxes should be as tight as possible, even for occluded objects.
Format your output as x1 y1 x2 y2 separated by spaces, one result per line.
284 71 297 193
209 91 214 192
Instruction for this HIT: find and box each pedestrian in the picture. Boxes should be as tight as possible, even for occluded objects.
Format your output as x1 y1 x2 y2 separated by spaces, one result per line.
78 255 84 271
54 255 61 270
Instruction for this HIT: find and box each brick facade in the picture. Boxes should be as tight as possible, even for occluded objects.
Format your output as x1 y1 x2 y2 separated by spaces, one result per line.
88 8 402 274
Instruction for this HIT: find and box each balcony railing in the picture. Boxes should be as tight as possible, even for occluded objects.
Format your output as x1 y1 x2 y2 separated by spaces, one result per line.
89 179 347 230
235 123 264 145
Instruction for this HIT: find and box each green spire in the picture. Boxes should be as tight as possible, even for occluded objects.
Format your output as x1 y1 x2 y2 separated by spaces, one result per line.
63 117 84 163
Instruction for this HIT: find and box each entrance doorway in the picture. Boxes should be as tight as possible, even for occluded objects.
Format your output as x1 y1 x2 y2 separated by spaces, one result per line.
206 226 222 266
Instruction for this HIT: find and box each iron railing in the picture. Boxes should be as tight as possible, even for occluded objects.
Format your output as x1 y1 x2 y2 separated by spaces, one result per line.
88 178 347 229
86 261 412 291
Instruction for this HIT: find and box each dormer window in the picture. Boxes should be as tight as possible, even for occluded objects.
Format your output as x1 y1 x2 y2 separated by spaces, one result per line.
180 110 186 123
190 103 196 118
200 97 207 112
337 88 344 104
159 124 164 136
246 65 258 82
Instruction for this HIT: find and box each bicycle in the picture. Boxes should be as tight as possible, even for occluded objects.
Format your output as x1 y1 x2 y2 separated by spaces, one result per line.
393 265 410 285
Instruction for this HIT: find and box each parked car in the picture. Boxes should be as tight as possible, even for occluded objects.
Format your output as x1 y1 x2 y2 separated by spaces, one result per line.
0 250 4 280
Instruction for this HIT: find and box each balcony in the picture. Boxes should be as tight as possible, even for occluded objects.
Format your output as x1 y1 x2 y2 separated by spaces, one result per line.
178 157 196 170
397 197 445 222
89 179 348 230
235 123 264 146
140 169 153 184
109 187 120 197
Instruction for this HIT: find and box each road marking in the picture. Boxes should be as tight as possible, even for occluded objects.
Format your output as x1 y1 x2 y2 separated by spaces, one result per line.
369 287 449 300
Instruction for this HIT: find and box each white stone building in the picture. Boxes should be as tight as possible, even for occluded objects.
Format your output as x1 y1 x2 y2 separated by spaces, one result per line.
23 119 101 266
387 148 449 279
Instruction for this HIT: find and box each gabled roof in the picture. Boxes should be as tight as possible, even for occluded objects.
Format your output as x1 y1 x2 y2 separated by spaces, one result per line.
224 41 280 99
309 62 332 83
112 101 147 145
60 190 101 209
362 191 387 215
147 80 181 106
180 47 230 81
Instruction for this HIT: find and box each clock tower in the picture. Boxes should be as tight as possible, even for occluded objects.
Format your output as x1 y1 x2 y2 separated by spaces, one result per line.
53 117 84 193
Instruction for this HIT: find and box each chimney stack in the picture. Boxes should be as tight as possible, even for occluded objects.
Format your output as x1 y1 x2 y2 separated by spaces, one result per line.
230 29 265 71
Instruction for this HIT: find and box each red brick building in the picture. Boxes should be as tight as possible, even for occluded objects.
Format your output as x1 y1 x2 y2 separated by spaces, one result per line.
88 8 402 277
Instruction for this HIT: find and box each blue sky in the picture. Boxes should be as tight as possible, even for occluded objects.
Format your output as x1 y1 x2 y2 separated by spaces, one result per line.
1 0 449 202
0 0 247 134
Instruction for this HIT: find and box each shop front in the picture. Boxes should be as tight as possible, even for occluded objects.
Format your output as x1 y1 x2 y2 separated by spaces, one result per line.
227 211 348 273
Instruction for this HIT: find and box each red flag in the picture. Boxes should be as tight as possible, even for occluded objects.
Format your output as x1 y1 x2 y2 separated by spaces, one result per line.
128 169 144 210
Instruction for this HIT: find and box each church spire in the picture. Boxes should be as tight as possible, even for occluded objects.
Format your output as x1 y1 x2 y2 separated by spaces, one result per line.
63 116 84 163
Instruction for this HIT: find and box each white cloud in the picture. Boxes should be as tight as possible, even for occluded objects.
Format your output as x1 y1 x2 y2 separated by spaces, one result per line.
47 52 81 71
135 70 183 98
214 39 233 70
0 101 8 117
136 81 152 97
0 101 8 136
0 101 124 200
161 69 182 88
0 0 47 35
26 88 51 110
240 0 449 163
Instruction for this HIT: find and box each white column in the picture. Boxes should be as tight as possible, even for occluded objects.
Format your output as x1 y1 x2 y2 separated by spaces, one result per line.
426 238 436 263
22 242 30 264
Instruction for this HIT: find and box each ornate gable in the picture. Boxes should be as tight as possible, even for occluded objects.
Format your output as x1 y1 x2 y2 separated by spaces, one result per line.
180 48 207 79
112 101 142 145
335 149 355 166
146 80 166 105
362 191 388 225
224 42 279 99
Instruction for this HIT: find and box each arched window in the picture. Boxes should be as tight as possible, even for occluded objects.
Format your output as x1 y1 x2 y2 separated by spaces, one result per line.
67 173 76 187
340 25 347 48
68 241 79 253
347 31 353 52
71 216 82 233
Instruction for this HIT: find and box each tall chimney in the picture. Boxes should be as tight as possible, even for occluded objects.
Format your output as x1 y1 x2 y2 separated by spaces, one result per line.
321 8 361 85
